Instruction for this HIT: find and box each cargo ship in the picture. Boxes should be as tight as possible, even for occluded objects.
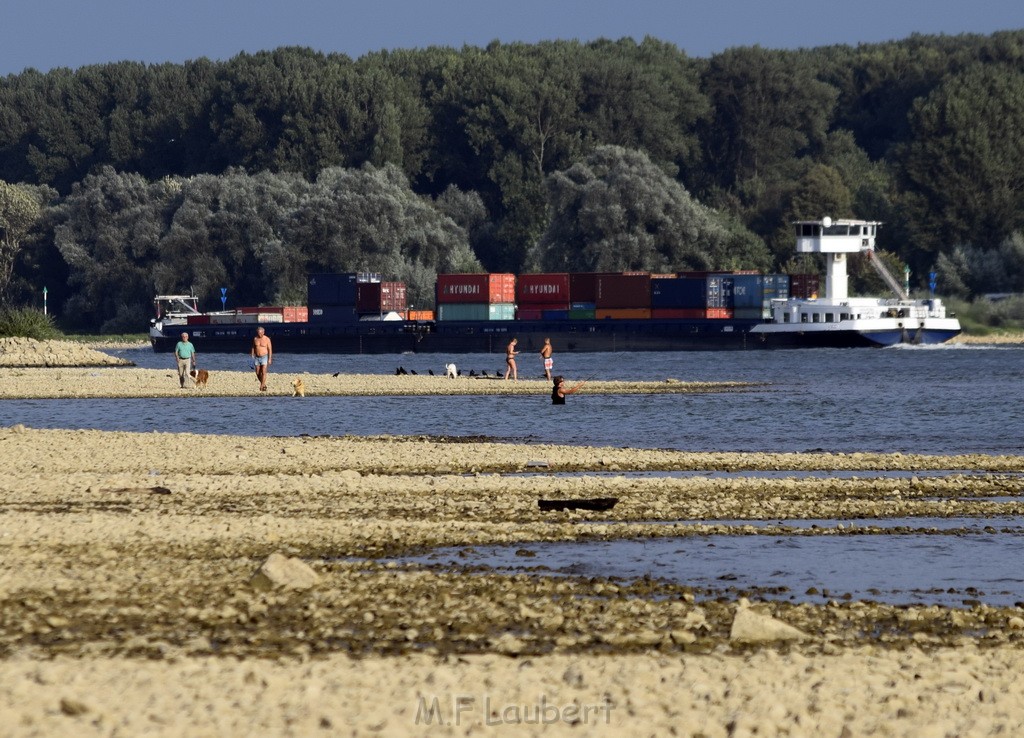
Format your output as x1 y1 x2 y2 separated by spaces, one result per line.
149 218 961 354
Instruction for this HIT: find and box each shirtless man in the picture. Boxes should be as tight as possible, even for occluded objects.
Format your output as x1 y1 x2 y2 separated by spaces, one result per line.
504 338 519 381
251 326 273 391
539 337 553 381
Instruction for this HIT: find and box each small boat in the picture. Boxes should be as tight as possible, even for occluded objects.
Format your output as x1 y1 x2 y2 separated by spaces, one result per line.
149 217 960 354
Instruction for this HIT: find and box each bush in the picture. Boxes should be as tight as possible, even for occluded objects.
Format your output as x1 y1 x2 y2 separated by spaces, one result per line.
0 307 63 340
945 295 1024 334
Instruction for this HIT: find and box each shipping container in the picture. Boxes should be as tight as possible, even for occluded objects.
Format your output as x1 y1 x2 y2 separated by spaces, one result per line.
437 303 516 321
733 307 769 320
209 312 242 324
282 306 308 322
407 310 435 321
515 308 544 321
436 273 516 304
706 276 734 309
763 274 790 301
309 305 359 323
570 301 596 310
595 308 652 320
595 273 651 308
567 309 596 320
789 273 820 299
541 309 570 320
256 312 284 323
651 277 707 309
731 275 764 308
650 308 705 319
569 273 599 303
308 273 358 306
516 273 570 304
186 315 210 325
357 281 407 313
705 307 734 319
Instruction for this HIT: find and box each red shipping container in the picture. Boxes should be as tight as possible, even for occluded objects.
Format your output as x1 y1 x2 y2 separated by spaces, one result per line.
436 273 516 304
516 273 570 305
515 302 569 312
595 308 652 319
789 274 821 299
651 308 705 319
595 273 652 309
186 315 211 325
408 310 434 321
705 307 734 319
282 306 308 322
515 308 544 321
357 281 407 312
569 273 599 303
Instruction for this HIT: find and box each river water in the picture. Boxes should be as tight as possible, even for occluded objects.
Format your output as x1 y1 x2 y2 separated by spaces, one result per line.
1 343 1022 454
4 343 1023 606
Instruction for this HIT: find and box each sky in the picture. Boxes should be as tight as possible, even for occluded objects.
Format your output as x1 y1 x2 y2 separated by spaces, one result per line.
2 0 1022 76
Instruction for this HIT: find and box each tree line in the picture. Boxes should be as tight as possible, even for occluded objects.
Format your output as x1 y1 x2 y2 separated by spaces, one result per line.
0 32 1022 329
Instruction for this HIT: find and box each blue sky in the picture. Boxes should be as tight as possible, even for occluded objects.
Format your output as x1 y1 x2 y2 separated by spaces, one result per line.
2 0 1022 76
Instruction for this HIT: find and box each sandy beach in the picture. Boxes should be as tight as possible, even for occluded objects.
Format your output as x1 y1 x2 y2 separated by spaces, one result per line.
1 340 1023 736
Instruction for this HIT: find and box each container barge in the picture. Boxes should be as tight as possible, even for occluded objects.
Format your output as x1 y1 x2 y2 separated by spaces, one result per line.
149 218 961 354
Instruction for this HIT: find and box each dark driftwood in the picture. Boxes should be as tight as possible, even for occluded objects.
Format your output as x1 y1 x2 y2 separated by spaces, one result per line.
537 497 618 512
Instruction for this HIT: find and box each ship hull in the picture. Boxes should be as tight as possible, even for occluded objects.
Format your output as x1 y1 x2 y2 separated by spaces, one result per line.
150 317 960 354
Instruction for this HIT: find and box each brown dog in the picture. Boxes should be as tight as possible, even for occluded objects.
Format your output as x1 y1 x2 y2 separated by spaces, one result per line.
291 377 305 397
189 368 210 387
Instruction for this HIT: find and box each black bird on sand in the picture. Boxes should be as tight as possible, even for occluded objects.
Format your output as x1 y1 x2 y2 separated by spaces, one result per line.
410 369 417 375
480 370 488 376
468 369 477 377
428 369 434 376
332 372 340 377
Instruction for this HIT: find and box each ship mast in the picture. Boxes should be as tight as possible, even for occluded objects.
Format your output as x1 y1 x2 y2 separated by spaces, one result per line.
793 217 906 300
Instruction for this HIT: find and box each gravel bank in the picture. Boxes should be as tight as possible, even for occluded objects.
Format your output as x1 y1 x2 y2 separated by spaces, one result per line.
1 425 1023 735
2 334 1023 736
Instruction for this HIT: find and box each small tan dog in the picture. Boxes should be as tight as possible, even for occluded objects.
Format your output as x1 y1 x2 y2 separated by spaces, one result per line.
189 368 210 387
291 377 305 397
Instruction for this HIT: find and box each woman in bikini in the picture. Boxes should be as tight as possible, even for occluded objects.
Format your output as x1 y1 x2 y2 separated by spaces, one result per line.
504 338 519 381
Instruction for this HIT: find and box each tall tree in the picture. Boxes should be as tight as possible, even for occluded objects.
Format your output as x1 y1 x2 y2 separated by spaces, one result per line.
0 180 49 302
897 63 1024 259
529 146 770 273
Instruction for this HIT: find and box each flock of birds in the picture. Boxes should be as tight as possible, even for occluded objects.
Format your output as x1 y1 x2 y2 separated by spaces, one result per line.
393 366 500 377
328 367 505 378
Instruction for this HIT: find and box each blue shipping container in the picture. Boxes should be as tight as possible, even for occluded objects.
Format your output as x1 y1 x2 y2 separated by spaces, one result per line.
541 310 570 320
308 304 359 323
308 273 358 306
651 277 706 308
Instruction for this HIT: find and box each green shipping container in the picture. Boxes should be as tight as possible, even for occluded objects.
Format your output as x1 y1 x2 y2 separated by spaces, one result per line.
568 309 596 319
437 303 516 321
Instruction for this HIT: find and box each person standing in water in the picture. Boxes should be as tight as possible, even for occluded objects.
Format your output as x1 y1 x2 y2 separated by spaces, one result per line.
539 337 553 381
551 375 584 404
251 326 273 392
504 338 519 381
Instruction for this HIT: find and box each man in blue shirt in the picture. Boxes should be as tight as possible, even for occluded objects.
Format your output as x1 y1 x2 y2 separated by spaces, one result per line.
174 332 196 388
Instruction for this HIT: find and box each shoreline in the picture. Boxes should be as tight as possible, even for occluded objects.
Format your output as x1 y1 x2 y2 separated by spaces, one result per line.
3 338 1024 735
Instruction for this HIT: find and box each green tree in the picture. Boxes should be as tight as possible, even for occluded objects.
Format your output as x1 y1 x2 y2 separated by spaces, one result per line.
529 146 770 273
0 180 48 302
897 64 1024 258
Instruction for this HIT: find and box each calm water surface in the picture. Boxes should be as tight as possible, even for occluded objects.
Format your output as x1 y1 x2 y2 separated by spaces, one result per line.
2 343 1022 454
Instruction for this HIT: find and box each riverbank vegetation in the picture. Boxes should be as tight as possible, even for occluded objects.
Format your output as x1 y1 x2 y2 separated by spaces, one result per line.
0 32 1022 331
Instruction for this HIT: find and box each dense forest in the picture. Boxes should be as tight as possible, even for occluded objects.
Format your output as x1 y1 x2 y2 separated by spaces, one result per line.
0 32 1022 331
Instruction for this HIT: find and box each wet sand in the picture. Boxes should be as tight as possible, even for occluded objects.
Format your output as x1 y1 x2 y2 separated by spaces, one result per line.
1 341 1023 736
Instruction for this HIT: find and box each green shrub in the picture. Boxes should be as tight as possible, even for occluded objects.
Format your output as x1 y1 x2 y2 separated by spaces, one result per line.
0 307 63 340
